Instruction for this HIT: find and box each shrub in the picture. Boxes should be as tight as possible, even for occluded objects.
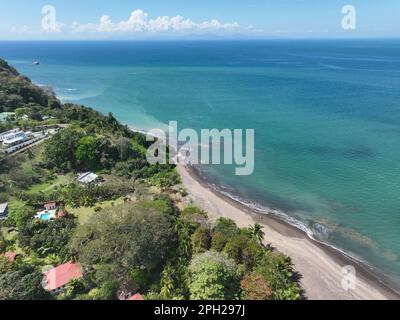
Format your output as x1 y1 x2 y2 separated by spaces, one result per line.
240 272 272 300
191 227 211 254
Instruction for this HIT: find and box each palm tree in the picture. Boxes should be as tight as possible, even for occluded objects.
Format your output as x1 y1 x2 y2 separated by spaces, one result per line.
160 263 175 299
179 228 192 259
249 223 265 245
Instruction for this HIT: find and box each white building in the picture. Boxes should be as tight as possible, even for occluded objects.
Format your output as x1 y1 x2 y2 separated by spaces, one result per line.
2 131 29 146
0 129 19 142
77 172 98 185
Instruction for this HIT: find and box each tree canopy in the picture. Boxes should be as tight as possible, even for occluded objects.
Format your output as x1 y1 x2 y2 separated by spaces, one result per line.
188 251 241 300
69 201 177 291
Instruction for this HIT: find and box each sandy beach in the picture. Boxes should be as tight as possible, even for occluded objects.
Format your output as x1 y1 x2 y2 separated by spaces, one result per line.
177 164 399 300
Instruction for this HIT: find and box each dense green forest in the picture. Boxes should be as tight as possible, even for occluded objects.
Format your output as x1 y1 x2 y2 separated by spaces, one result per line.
0 58 301 300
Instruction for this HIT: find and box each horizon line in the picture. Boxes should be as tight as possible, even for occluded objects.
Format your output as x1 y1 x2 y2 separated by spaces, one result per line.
1 37 400 42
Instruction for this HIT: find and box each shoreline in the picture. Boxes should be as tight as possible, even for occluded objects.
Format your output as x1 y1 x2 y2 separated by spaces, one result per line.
9 59 399 299
177 163 400 300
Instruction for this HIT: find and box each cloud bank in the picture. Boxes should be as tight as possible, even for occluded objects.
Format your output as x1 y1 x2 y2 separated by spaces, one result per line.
71 9 240 34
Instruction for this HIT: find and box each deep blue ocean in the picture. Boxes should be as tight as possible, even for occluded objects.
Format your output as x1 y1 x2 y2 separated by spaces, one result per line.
1 40 400 289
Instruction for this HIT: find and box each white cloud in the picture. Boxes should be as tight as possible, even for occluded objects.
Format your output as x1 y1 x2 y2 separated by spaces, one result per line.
10 25 31 34
53 21 65 33
42 21 65 33
71 9 240 34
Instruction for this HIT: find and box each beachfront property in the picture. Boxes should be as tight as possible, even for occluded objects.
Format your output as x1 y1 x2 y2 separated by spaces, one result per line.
0 202 8 220
77 172 98 185
42 261 83 294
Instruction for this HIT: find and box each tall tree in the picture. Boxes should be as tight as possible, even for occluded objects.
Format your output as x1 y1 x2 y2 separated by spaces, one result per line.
69 201 177 288
44 128 83 172
8 201 35 229
76 136 102 170
0 269 48 300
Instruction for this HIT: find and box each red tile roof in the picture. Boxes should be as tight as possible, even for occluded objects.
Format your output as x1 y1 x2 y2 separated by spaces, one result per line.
4 251 17 262
44 202 57 210
43 261 83 292
127 293 145 301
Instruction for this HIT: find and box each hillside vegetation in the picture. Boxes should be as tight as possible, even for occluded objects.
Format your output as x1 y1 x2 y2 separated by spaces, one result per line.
0 58 302 300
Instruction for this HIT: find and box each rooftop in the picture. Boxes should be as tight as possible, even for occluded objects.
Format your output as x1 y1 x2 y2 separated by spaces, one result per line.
77 172 98 184
4 252 17 262
43 261 83 292
0 128 18 138
3 135 26 145
0 202 8 214
44 202 58 210
127 293 145 301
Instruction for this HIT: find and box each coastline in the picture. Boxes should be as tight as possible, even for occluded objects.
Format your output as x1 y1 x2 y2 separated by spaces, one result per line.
4 53 399 300
177 163 400 300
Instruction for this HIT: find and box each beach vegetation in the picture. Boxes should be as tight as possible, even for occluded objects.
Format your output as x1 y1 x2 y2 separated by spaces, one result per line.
255 251 301 300
240 272 273 300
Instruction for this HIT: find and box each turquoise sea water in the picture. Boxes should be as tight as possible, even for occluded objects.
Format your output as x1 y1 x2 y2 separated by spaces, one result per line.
1 40 400 289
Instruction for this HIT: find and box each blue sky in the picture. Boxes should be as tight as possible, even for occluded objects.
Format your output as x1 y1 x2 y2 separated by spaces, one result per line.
1 0 399 39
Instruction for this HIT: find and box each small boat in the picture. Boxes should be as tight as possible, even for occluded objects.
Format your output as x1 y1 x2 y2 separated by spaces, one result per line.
33 61 40 65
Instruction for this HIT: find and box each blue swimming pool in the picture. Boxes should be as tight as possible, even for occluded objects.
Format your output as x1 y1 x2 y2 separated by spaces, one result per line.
39 213 52 221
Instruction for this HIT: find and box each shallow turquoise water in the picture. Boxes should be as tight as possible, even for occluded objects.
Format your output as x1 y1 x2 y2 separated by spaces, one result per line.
1 40 400 289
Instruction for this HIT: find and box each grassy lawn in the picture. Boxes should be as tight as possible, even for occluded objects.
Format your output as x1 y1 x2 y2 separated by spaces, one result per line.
1 227 17 242
28 174 70 194
67 197 126 224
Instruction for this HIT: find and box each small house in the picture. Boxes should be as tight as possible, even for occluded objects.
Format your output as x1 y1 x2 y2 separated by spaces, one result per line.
35 201 68 221
44 202 57 211
77 172 98 185
43 261 83 294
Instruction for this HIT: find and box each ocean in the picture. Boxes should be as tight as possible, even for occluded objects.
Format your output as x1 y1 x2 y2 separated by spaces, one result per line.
1 40 400 290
